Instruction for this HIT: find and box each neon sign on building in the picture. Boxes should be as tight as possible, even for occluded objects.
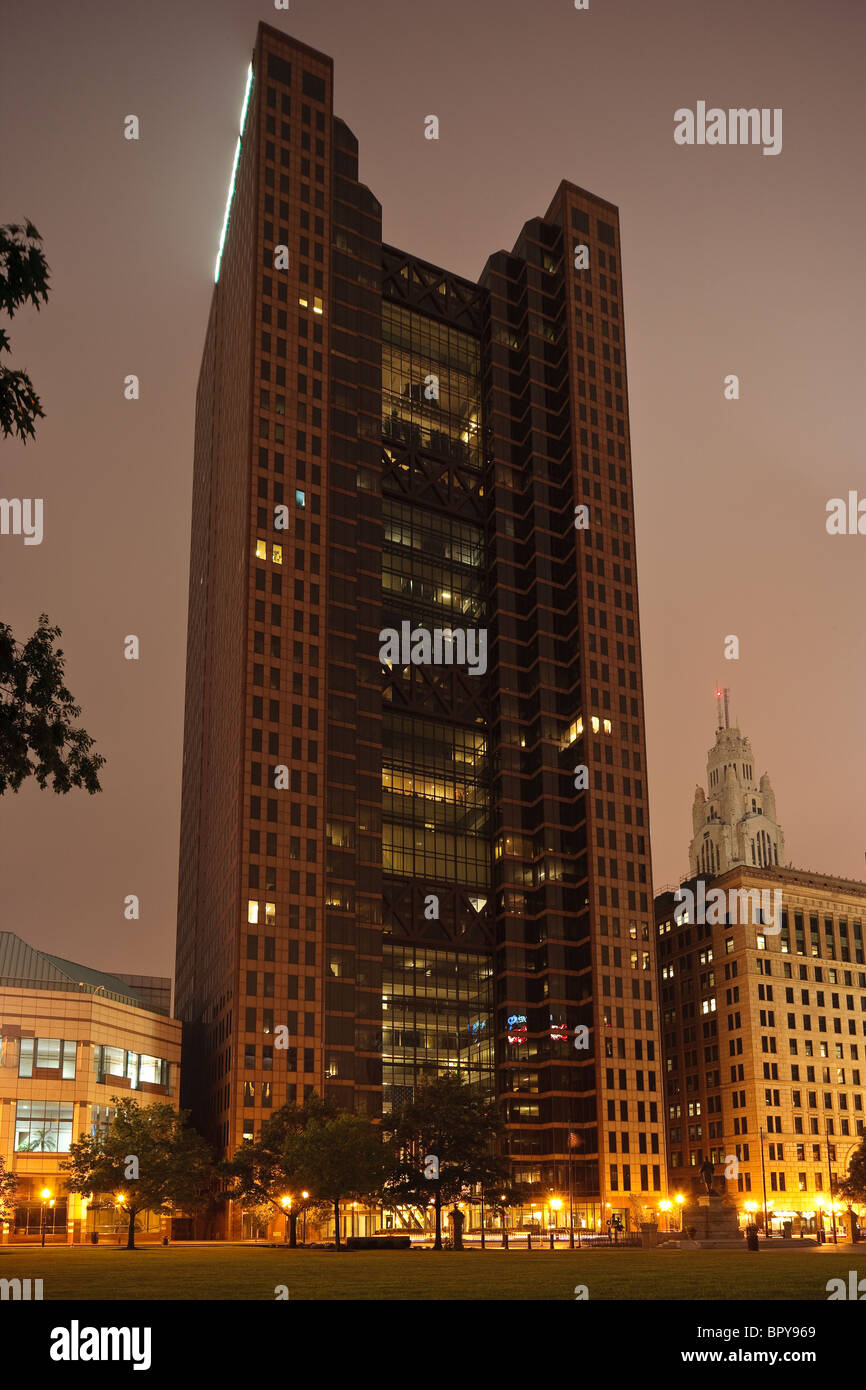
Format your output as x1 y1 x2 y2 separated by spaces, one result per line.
507 1014 527 1045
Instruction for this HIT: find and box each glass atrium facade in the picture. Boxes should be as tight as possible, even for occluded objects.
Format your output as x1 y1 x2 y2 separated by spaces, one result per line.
381 298 494 1107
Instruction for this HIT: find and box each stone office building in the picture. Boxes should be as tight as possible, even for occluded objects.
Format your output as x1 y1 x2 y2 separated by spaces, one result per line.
656 708 866 1235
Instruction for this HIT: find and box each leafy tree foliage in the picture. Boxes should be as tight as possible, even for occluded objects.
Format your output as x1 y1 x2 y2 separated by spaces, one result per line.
0 221 49 442
0 1154 19 1222
0 614 104 794
61 1097 214 1250
222 1094 338 1243
386 1075 509 1249
838 1138 866 1207
284 1112 391 1249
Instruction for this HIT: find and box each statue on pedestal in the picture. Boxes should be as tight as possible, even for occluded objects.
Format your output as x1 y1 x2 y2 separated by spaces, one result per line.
699 1158 715 1196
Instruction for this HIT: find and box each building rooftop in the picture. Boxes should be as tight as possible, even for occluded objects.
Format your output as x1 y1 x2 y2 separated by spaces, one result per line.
0 932 171 1015
655 861 866 908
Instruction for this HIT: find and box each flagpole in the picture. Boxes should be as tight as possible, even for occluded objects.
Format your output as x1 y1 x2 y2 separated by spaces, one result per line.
568 1145 575 1249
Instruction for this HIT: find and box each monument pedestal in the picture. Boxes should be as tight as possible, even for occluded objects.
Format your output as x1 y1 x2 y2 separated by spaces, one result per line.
680 1193 741 1245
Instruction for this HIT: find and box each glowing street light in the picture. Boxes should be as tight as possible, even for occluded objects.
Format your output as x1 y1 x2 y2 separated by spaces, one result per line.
549 1196 562 1242
40 1188 53 1248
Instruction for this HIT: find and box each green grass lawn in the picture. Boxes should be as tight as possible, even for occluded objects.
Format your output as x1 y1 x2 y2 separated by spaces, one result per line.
0 1244 858 1300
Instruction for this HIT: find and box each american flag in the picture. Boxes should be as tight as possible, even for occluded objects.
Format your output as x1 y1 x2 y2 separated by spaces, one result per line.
568 1131 583 1149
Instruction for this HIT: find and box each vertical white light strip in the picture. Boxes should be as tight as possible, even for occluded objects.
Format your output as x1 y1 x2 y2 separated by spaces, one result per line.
214 62 254 284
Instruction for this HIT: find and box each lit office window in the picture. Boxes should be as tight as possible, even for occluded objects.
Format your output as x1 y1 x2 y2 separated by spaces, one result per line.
14 1101 74 1153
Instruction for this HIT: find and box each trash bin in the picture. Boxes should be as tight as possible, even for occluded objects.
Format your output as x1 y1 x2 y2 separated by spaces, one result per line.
745 1223 759 1251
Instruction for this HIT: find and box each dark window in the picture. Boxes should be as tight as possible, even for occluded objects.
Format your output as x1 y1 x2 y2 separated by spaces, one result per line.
267 54 292 86
302 72 325 101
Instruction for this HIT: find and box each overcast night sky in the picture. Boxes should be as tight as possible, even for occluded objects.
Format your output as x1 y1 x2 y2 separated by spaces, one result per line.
2 0 863 980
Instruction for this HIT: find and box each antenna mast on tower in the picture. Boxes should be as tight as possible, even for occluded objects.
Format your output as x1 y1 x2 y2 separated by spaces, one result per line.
714 686 731 730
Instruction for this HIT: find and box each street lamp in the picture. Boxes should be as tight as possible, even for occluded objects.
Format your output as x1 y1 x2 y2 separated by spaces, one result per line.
115 1192 126 1242
280 1195 292 1244
674 1193 685 1232
815 1195 826 1243
550 1197 562 1248
825 1135 840 1244
659 1199 672 1233
301 1192 309 1245
40 1188 53 1248
499 1194 510 1249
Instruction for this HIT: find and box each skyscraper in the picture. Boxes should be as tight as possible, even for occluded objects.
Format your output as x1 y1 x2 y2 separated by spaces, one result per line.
176 22 664 1234
657 704 866 1232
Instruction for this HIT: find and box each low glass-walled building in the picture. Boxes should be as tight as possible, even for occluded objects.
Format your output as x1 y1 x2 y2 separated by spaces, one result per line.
0 932 181 1244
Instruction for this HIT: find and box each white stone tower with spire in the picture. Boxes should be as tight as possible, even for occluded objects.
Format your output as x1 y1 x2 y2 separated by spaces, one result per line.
688 689 785 878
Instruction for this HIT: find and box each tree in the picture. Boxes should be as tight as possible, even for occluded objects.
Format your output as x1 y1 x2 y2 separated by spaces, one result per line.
283 1112 391 1249
61 1097 214 1250
386 1075 509 1250
0 1155 19 1223
0 614 104 794
837 1137 866 1208
0 221 49 442
222 1094 338 1244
